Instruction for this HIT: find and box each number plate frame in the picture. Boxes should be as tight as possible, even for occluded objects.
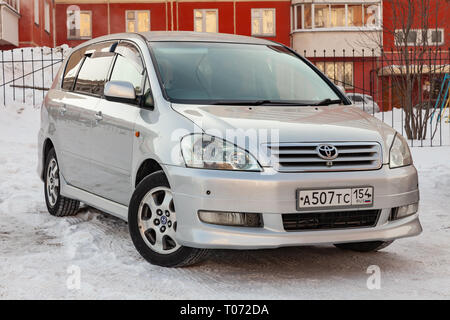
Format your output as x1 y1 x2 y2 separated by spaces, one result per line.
295 186 374 211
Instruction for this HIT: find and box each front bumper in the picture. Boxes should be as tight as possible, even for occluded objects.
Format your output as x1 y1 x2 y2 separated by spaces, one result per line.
165 164 421 249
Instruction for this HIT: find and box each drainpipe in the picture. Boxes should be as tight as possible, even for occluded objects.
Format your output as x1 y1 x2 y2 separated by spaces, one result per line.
52 0 56 47
233 0 236 34
107 0 110 34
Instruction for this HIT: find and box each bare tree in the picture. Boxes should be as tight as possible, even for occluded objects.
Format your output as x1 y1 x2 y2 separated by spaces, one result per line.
361 0 449 140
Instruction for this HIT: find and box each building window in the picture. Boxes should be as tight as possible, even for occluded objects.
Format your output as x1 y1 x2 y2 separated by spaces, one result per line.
194 9 218 33
430 29 444 45
395 29 444 46
34 0 39 25
126 10 150 32
251 9 275 36
330 5 346 27
347 4 363 27
67 8 92 40
314 4 329 28
44 1 50 33
315 61 354 88
293 3 381 31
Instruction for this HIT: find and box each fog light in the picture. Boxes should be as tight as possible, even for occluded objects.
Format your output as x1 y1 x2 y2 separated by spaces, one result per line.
390 203 419 220
198 211 262 227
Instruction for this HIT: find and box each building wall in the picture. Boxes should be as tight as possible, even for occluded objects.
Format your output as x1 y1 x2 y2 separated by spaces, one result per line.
19 0 55 47
0 0 55 49
382 0 450 50
54 0 291 47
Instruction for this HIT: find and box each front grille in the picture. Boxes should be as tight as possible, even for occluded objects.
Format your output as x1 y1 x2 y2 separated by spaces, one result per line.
267 142 382 172
282 210 380 231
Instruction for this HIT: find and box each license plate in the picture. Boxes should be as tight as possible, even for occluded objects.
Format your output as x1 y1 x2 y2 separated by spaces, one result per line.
297 187 373 210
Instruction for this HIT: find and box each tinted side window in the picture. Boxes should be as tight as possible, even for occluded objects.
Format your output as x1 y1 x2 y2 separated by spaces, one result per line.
74 54 114 96
110 42 145 95
72 41 116 96
62 48 87 90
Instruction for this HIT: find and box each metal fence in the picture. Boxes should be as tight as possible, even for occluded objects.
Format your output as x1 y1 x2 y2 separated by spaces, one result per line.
1 46 449 147
0 47 67 108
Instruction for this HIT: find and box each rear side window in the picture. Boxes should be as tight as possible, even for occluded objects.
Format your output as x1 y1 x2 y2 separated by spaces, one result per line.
110 42 145 95
73 41 116 96
62 48 87 90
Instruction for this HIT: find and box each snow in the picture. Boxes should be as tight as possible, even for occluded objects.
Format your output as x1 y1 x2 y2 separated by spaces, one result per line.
1 103 450 299
374 108 450 147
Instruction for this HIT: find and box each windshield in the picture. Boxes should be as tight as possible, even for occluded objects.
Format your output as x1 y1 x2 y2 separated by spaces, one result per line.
149 42 341 105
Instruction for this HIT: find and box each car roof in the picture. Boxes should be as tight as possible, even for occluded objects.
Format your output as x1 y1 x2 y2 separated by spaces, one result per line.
72 32 277 52
141 31 276 45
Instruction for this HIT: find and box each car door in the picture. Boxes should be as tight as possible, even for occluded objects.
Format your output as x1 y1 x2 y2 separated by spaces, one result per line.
54 45 95 190
57 41 117 192
88 41 146 205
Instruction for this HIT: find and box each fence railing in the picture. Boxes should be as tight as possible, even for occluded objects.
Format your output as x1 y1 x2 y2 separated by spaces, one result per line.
302 47 450 147
1 46 449 147
0 47 67 107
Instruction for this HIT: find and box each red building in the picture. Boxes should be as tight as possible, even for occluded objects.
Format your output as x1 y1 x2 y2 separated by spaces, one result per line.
52 0 290 47
1 0 448 111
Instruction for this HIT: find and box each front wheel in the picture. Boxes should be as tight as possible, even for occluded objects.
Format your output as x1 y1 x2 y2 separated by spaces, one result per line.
334 240 394 252
128 171 208 267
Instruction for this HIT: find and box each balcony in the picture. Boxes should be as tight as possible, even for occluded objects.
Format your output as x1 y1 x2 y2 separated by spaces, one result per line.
0 0 20 47
291 0 382 57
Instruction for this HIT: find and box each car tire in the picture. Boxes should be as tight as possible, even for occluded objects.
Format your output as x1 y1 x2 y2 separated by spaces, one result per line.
44 148 80 217
334 240 394 252
128 171 209 267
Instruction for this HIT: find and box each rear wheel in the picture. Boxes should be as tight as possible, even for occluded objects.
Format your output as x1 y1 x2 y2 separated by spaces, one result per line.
44 148 80 217
334 240 394 252
128 171 208 267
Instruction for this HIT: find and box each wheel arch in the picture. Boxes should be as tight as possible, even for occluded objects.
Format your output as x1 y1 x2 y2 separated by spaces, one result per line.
134 158 167 188
41 138 55 180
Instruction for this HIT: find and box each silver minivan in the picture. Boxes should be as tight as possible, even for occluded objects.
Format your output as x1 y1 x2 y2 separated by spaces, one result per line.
38 32 421 267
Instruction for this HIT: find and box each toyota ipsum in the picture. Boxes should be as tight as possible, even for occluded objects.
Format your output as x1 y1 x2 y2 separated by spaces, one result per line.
38 32 421 267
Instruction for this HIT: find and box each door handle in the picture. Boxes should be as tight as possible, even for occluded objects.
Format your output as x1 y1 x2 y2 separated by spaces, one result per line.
60 106 67 116
95 111 103 123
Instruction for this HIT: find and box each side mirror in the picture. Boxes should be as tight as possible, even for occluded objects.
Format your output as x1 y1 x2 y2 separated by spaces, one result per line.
336 85 346 94
104 81 137 104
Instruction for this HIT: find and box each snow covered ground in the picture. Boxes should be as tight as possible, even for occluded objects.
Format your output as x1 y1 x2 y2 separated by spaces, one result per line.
0 103 449 300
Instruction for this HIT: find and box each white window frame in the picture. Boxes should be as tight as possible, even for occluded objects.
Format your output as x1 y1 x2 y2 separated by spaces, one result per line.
67 10 92 40
193 9 218 33
428 28 444 46
394 28 444 46
34 0 39 25
44 0 50 33
292 2 382 32
251 8 276 37
125 10 151 33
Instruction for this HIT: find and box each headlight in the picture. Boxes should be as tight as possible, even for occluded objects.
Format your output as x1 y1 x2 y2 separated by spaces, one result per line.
389 133 412 168
181 133 262 171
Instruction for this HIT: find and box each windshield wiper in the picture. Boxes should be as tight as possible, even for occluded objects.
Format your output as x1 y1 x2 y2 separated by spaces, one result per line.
211 100 310 106
312 98 343 106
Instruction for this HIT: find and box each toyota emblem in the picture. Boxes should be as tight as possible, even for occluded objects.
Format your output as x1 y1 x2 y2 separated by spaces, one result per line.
316 144 338 160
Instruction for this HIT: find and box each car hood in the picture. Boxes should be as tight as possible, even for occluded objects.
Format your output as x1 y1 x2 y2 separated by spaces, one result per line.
172 103 396 164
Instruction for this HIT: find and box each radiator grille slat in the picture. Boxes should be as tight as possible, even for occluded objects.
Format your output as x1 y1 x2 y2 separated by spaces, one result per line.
282 210 381 231
267 142 382 172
